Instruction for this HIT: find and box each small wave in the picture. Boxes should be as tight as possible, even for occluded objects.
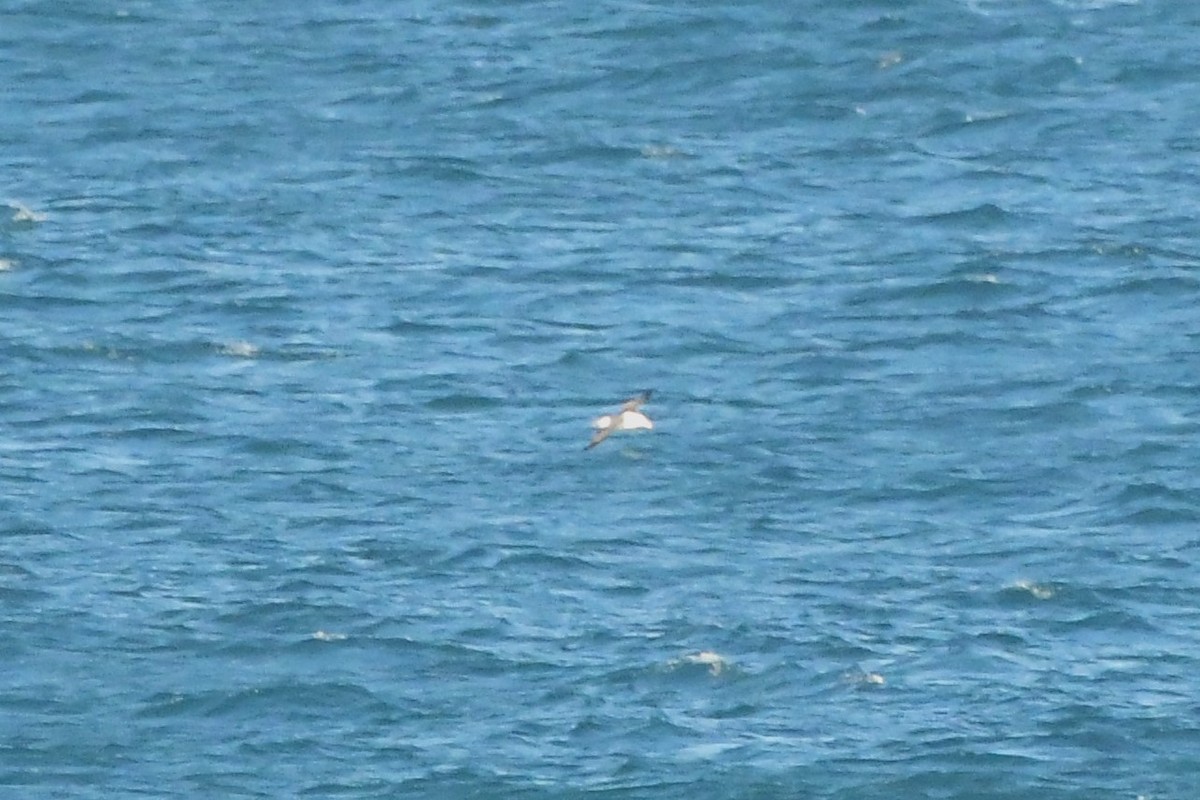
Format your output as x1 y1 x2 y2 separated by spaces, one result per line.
5 200 46 224
917 202 1016 227
425 393 505 412
668 650 730 677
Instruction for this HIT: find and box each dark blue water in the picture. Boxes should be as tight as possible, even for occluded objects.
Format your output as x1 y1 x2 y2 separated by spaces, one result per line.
4 1 1199 797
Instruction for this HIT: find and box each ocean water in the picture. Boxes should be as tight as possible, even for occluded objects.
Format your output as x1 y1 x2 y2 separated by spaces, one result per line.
3 1 1199 797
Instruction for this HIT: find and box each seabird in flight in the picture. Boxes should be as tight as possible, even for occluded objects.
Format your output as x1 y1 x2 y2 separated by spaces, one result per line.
586 390 654 450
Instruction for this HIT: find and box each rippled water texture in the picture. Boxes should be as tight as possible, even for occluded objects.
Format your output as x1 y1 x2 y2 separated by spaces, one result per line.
3 1 1199 798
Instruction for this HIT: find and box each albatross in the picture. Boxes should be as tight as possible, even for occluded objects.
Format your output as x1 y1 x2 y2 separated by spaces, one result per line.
586 390 654 450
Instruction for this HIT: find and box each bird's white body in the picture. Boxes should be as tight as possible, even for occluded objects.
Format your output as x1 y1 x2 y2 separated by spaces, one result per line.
592 410 653 432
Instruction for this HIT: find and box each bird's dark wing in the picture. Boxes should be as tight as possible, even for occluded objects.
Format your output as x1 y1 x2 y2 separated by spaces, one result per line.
620 390 653 412
586 424 615 450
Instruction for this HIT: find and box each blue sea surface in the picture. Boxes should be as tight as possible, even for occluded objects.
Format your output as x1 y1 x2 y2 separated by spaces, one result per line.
3 1 1200 797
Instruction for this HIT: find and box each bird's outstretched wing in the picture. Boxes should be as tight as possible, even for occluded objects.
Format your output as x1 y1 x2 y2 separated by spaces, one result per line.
585 424 615 450
620 390 653 412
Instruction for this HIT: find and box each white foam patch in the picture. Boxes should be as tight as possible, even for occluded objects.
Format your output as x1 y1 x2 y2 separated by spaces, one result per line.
220 341 260 358
674 650 728 676
1012 579 1055 600
842 669 886 687
7 200 46 223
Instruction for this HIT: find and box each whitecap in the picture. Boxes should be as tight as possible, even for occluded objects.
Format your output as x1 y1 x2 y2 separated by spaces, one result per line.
672 650 729 676
1012 579 1055 600
7 200 46 223
842 669 886 687
220 341 260 358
